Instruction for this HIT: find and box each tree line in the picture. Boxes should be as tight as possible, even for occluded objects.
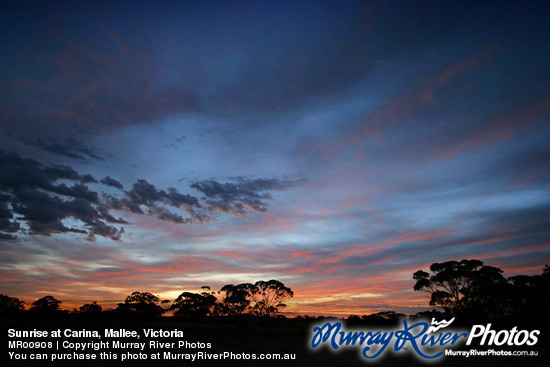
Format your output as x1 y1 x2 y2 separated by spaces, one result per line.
413 260 550 323
2 261 548 322
0 279 293 319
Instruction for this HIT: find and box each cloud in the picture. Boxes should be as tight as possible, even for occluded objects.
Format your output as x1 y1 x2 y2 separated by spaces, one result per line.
49 183 99 202
13 189 106 236
100 176 123 190
0 232 18 240
107 176 303 230
0 151 298 241
21 137 105 161
191 177 304 216
0 151 85 190
0 1 432 141
125 179 165 206
161 187 200 208
107 179 206 223
86 222 125 242
148 207 190 225
0 151 120 241
0 193 20 236
1 4 201 144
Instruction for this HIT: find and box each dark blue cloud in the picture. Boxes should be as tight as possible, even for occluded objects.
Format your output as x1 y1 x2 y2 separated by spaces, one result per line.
0 151 300 241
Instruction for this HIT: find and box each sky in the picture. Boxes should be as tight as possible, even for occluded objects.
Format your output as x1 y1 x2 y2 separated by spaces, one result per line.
1 0 549 316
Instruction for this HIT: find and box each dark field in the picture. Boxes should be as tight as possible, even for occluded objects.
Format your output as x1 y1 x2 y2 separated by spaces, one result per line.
1 315 547 366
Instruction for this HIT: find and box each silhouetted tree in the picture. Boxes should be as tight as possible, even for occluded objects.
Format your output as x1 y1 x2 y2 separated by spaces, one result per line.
413 259 480 314
116 291 164 318
249 280 293 317
508 264 550 321
79 301 102 314
0 294 25 314
220 283 254 315
413 259 518 321
219 280 293 317
413 259 510 316
30 295 62 312
463 265 511 319
171 287 217 318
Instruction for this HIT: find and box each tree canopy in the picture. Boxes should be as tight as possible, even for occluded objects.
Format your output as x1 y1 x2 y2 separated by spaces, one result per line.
79 301 102 314
0 294 24 314
30 295 62 313
413 259 549 321
249 280 294 316
170 287 218 318
219 280 293 317
115 291 165 318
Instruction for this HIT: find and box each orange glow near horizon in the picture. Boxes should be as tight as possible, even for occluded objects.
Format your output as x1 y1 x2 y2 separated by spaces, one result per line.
11 257 547 318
